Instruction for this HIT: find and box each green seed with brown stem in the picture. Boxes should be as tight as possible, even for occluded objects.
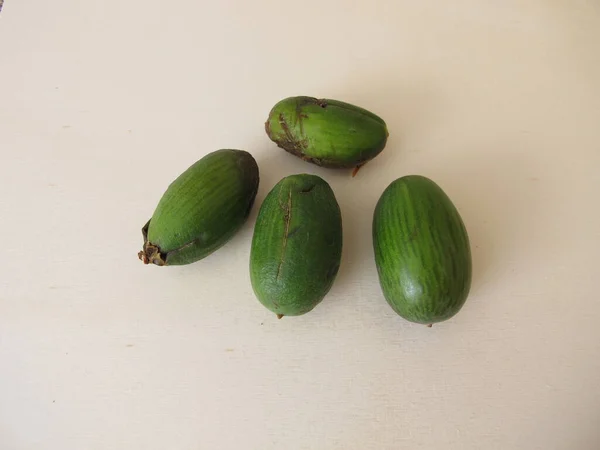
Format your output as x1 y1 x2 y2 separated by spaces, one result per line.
138 149 259 266
265 96 389 176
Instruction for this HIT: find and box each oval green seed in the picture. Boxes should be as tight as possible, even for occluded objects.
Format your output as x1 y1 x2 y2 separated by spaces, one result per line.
265 96 389 175
250 174 343 317
138 149 259 266
372 175 472 325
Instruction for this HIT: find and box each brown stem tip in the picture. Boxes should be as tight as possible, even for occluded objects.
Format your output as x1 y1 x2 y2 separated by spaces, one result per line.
138 251 147 263
276 314 284 320
138 243 166 266
352 163 365 177
426 324 433 328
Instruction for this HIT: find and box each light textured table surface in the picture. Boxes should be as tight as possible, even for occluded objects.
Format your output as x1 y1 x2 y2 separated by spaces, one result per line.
1 1 599 449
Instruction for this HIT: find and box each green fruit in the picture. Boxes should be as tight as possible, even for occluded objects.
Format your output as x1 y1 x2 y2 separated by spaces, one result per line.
265 96 388 175
138 149 259 266
250 174 343 317
372 175 472 325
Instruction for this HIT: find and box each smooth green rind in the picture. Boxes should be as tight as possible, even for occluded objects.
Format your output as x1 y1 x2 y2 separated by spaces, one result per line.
139 149 259 266
265 96 389 169
372 175 472 324
250 174 343 317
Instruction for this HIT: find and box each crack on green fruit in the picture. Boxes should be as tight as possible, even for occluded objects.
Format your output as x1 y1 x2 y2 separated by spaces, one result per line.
276 188 293 280
275 113 346 169
279 114 293 141
298 95 327 109
165 236 207 263
299 184 315 194
297 112 308 135
276 113 308 155
293 101 309 136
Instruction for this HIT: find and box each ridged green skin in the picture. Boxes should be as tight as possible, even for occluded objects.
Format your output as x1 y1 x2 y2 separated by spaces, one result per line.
265 96 389 170
250 174 343 317
139 149 259 266
372 175 472 324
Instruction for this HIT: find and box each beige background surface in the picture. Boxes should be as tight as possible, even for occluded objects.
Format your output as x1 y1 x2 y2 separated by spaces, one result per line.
1 1 599 449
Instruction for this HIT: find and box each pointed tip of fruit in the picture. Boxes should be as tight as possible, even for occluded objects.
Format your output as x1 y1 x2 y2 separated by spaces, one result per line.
276 314 284 320
426 324 433 328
